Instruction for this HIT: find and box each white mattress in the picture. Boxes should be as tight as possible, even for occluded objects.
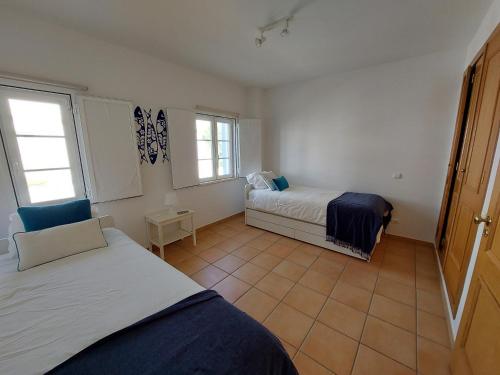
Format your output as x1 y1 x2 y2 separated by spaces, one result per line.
246 185 344 226
0 228 203 375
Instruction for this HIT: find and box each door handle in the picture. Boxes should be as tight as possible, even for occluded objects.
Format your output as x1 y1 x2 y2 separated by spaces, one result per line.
473 215 492 225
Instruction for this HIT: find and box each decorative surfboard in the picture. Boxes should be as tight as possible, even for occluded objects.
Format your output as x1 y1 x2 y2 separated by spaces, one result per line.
133 106 147 164
156 109 169 162
145 108 158 165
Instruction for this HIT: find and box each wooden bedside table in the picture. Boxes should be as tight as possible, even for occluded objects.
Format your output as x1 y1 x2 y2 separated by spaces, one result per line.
145 208 196 259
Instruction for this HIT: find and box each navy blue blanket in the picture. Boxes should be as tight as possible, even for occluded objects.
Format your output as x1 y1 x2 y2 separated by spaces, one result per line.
49 290 297 375
326 192 393 259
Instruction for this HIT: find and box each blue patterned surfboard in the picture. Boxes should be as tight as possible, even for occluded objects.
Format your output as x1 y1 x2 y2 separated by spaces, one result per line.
133 106 147 164
156 109 168 162
145 109 158 165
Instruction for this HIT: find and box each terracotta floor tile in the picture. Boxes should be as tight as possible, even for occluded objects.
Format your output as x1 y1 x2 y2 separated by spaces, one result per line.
331 281 372 312
361 316 416 369
264 303 314 347
216 238 245 252
340 265 378 292
296 243 323 256
294 352 333 375
283 284 327 318
231 245 262 261
352 345 416 375
319 250 350 266
417 310 450 347
280 339 297 358
417 336 451 375
190 265 228 288
246 237 274 250
302 322 358 375
232 232 255 244
213 254 246 273
299 269 337 296
212 275 251 303
175 256 209 276
232 262 268 284
197 246 228 263
379 266 416 287
318 299 366 340
416 274 441 295
417 289 445 317
234 288 279 322
256 272 295 299
286 249 318 268
416 261 440 279
369 294 416 332
273 260 307 282
276 237 301 249
163 247 194 265
260 232 283 242
250 252 283 270
310 258 344 280
266 243 296 258
375 276 416 307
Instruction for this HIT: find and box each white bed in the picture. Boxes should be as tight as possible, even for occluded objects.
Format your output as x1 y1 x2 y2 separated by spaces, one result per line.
0 224 203 374
245 184 383 260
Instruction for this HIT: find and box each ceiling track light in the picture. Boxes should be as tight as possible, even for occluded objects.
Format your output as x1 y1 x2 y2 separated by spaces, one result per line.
255 16 293 47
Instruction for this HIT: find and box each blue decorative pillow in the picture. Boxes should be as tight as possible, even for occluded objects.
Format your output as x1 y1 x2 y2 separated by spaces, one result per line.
17 199 92 232
273 176 289 191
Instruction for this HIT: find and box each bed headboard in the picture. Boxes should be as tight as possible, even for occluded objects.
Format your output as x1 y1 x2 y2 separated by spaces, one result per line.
98 215 115 228
244 184 253 201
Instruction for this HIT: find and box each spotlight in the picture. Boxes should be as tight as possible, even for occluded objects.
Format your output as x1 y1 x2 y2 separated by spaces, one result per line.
255 34 266 47
280 19 290 37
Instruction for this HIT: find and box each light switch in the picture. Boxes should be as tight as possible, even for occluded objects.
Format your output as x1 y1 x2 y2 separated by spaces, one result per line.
392 172 403 179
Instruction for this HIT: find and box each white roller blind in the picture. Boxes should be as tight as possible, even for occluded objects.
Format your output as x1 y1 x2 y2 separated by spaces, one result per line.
77 96 142 203
238 119 262 176
168 108 199 189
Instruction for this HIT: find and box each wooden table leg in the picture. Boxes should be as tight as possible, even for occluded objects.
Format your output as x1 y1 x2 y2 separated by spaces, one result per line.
191 215 197 246
158 223 165 260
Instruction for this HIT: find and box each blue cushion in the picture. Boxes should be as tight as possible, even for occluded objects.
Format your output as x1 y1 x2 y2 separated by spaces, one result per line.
272 176 289 191
17 199 92 232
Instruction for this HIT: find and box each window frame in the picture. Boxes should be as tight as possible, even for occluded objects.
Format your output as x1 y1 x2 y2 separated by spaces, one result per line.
195 113 236 183
0 86 86 206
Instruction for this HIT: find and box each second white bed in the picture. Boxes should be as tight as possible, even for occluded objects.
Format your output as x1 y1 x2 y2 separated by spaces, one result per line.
246 185 344 226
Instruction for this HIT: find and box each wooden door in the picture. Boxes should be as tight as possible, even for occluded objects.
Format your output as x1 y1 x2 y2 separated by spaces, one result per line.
451 161 500 375
435 67 473 263
443 26 500 316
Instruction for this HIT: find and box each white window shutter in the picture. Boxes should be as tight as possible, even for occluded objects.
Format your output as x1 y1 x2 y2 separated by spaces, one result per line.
238 119 262 176
168 108 199 189
77 96 143 203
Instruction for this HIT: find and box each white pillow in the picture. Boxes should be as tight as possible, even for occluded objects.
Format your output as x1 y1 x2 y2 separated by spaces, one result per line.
7 213 25 259
260 171 278 190
13 218 107 271
246 172 268 189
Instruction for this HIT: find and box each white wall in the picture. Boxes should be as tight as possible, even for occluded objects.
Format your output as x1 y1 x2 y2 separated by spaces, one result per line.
442 0 500 339
263 48 466 242
0 8 248 245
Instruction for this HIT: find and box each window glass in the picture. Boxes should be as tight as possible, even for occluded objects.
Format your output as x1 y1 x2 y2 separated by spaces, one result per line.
0 88 85 205
9 99 65 136
196 115 235 182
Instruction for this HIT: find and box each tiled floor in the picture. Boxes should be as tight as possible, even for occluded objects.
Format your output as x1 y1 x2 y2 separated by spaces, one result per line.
159 214 452 375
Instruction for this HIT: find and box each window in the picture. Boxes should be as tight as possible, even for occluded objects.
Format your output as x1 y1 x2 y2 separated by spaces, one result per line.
196 114 235 182
0 87 85 206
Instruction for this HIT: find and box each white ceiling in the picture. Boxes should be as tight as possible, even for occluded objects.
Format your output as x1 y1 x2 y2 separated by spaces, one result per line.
1 0 494 88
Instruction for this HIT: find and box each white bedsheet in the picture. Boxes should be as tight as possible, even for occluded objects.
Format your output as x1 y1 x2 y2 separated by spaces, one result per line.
0 228 203 375
246 185 344 225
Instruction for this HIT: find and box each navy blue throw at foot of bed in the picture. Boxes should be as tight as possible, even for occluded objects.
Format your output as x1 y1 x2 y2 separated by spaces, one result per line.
326 192 393 260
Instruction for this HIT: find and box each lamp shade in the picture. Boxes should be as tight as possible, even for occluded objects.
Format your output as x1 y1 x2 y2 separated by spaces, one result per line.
164 191 179 207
